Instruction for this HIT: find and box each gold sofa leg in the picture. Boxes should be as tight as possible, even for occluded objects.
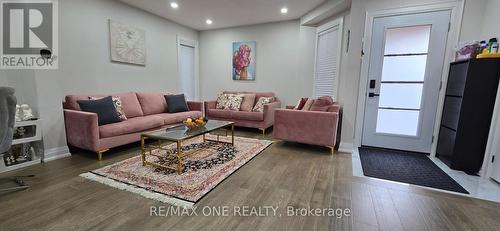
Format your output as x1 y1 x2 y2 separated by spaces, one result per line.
97 149 109 161
259 128 266 135
326 146 335 155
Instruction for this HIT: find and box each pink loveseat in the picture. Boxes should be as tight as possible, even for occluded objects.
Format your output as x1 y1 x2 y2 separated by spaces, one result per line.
63 92 203 160
273 102 340 154
204 91 281 134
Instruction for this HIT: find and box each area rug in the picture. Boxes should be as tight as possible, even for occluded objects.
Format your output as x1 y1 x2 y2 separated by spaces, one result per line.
359 147 469 194
80 135 272 207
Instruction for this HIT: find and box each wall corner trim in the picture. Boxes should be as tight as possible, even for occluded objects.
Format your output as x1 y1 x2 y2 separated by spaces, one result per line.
43 146 71 162
338 142 353 154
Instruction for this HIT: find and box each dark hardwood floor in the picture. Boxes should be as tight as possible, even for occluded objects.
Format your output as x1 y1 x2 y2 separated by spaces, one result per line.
1 129 500 231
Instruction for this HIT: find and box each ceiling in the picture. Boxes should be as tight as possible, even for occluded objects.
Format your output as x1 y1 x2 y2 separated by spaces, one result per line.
119 0 326 31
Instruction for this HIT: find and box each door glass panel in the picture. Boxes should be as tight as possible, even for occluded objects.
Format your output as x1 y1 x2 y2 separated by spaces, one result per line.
376 109 420 136
384 25 431 55
375 25 431 136
381 55 427 81
379 83 423 109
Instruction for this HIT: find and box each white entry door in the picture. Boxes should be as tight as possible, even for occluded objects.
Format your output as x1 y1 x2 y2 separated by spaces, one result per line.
362 11 451 153
179 44 196 100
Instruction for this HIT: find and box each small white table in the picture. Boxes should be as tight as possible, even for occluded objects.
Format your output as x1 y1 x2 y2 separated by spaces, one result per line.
0 119 43 173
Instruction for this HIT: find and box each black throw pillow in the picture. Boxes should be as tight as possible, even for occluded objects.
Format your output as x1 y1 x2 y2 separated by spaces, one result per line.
77 96 121 126
165 94 189 113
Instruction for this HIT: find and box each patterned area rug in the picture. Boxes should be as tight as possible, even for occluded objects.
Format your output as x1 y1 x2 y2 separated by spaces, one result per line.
359 147 469 194
80 135 272 207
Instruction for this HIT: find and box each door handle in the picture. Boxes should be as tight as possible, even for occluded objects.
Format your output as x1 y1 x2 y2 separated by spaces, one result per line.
368 92 380 97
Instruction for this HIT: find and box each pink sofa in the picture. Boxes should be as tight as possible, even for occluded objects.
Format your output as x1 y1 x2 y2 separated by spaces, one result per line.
204 91 281 134
63 92 203 160
273 103 340 154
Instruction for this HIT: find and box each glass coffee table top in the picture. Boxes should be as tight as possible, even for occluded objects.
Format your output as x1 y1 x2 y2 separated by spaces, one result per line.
142 120 234 141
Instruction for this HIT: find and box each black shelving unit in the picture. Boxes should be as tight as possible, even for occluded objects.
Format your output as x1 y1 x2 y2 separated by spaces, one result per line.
436 58 500 175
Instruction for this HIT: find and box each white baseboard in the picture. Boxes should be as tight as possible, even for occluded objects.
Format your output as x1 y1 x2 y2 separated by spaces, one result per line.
338 142 354 154
43 146 71 162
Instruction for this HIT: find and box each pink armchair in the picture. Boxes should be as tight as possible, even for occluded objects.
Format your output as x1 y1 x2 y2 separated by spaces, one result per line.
273 104 340 154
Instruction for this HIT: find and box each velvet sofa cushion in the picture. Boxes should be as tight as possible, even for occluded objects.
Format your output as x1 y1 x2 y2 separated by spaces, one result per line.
222 91 276 104
115 92 144 118
252 97 274 112
136 92 167 115
89 96 127 121
240 94 256 112
65 94 105 110
254 92 275 102
207 109 232 119
65 92 144 118
301 99 314 111
99 115 164 138
224 94 244 111
310 96 334 111
232 111 264 121
215 93 230 109
156 111 203 125
294 97 308 110
165 94 189 113
77 96 121 126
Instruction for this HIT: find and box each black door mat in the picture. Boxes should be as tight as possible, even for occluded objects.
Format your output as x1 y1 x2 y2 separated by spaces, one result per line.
359 147 469 194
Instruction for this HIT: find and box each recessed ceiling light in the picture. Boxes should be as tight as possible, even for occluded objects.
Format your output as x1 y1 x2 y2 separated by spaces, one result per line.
280 7 288 14
170 2 178 9
206 19 213 25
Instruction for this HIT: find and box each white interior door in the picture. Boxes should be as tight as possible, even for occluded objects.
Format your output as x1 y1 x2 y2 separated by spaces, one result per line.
362 11 451 153
179 44 195 100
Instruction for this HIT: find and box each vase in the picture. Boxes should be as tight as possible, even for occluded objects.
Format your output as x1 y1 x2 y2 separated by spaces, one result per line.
240 67 248 80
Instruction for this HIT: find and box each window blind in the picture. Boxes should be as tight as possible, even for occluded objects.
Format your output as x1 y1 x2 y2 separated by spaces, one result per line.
314 26 340 99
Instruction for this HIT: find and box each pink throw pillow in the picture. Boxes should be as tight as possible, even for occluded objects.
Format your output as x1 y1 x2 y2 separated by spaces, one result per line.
294 98 308 110
301 99 314 111
310 96 334 111
240 94 256 112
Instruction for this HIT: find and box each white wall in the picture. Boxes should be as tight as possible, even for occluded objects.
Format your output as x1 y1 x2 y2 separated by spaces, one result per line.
480 0 500 39
0 76 7 86
199 20 316 106
1 0 198 154
59 0 198 95
1 71 38 110
459 0 485 41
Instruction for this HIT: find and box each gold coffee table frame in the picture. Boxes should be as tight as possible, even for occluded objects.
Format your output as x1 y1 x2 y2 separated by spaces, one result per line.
140 121 235 175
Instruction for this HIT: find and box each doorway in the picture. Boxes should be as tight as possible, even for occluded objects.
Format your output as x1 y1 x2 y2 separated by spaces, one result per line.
177 37 199 100
361 11 451 153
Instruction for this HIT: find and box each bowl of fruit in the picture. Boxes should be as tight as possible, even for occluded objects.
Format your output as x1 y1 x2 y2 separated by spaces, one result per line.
183 117 208 130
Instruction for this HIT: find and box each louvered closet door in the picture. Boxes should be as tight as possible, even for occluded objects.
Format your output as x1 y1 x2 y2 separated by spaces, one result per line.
314 26 340 99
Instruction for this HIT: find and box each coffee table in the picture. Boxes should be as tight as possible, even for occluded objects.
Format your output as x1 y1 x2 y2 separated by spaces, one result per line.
140 120 235 175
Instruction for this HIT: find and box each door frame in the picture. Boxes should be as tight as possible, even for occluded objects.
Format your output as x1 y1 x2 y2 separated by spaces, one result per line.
482 81 500 179
177 36 200 100
354 1 464 157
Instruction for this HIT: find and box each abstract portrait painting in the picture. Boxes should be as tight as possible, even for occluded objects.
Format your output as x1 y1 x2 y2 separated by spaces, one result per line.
232 41 256 80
